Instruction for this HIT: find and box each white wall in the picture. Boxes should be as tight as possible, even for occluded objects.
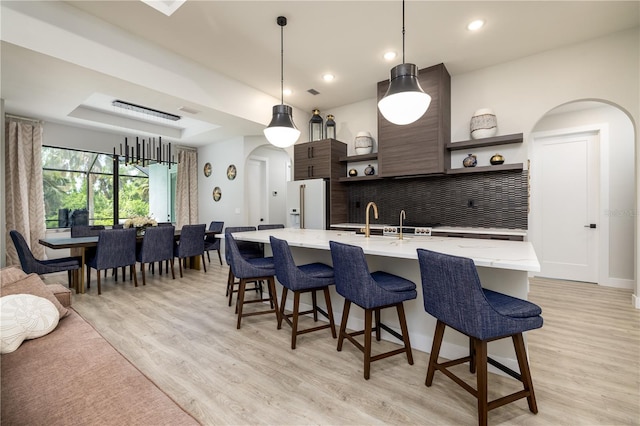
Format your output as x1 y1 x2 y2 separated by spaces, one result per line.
534 103 635 283
197 135 293 231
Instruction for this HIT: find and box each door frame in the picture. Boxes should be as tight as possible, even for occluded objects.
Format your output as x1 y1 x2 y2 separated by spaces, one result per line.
530 123 610 286
246 155 269 226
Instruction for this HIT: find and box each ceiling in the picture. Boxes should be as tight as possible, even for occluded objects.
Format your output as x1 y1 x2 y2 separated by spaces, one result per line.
1 1 638 147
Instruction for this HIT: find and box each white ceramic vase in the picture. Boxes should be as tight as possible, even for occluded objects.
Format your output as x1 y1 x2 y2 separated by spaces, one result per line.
470 108 498 139
354 131 373 155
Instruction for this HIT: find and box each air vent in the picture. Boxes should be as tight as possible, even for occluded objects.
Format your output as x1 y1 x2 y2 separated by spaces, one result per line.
112 100 181 121
307 88 320 95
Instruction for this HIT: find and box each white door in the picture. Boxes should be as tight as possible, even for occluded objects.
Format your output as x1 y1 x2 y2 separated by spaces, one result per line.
533 132 599 282
247 157 268 226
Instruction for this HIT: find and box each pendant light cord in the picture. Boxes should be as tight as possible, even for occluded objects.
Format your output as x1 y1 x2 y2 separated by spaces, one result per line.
280 22 284 105
402 0 406 64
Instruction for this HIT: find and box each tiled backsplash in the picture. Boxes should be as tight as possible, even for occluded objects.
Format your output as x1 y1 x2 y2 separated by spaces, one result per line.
347 170 528 229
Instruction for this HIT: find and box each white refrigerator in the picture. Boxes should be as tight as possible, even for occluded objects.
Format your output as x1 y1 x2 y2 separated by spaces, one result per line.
286 179 328 229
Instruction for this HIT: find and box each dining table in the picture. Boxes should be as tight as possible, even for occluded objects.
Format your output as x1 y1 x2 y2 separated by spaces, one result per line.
39 229 218 294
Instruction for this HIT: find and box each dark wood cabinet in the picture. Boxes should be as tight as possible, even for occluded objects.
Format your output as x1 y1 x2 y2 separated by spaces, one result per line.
293 139 348 226
377 63 451 177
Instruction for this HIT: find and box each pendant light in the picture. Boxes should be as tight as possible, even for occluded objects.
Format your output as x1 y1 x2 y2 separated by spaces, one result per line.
264 16 301 148
377 0 431 125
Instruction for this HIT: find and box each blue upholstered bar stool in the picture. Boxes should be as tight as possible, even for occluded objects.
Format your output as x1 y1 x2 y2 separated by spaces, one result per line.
329 241 416 380
416 249 543 426
224 226 265 306
226 233 280 329
270 236 337 349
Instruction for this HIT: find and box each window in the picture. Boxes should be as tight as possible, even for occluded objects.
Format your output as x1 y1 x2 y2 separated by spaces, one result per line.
42 146 175 228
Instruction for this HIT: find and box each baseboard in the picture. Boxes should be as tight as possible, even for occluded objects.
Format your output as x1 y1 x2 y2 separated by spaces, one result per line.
633 293 640 310
599 277 634 289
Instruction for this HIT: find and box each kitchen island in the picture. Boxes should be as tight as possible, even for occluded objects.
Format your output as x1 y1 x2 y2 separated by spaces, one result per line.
232 228 540 373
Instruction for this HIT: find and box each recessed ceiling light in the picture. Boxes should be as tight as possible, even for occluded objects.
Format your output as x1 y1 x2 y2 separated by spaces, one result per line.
322 73 335 82
467 19 485 31
383 51 397 61
283 88 292 96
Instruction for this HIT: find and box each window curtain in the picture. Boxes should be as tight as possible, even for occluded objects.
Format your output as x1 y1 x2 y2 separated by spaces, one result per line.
176 148 198 229
4 118 46 265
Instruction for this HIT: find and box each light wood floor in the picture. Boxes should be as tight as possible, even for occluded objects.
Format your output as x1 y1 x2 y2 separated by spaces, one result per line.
59 265 640 425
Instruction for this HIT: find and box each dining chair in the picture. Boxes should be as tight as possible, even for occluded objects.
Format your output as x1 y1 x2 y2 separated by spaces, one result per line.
70 225 105 237
204 221 224 265
257 224 285 230
137 225 175 285
174 224 207 278
86 228 138 295
9 230 81 289
270 236 336 349
416 248 543 426
224 226 264 307
329 241 416 380
226 233 280 329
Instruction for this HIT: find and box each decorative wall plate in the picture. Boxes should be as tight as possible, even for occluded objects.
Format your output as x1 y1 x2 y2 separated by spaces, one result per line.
203 162 212 177
213 186 222 202
226 164 237 180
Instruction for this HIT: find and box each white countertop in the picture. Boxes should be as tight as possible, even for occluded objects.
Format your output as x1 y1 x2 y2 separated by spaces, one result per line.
232 228 540 272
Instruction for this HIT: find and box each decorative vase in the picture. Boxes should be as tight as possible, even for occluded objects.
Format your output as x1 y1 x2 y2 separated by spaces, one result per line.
354 131 373 155
463 154 477 168
348 168 358 177
364 164 375 175
490 153 505 165
136 226 147 237
470 108 497 139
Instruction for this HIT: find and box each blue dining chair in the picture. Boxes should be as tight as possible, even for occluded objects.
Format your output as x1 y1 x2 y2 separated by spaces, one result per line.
224 226 265 306
270 236 336 349
204 221 224 265
416 248 543 426
137 225 175 285
329 241 416 380
174 224 207 278
86 228 138 295
226 233 280 329
9 230 81 289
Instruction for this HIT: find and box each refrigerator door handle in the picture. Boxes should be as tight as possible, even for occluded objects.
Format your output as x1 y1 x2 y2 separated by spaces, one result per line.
299 184 306 229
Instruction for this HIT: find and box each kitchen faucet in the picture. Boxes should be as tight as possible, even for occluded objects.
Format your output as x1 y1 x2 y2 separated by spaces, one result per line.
399 209 406 240
364 201 378 238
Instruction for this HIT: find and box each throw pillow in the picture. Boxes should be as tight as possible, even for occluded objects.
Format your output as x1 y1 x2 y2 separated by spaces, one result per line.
0 294 60 354
1 273 69 318
0 266 28 286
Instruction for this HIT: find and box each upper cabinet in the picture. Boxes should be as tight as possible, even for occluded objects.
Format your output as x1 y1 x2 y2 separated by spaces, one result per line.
377 63 451 178
293 139 346 180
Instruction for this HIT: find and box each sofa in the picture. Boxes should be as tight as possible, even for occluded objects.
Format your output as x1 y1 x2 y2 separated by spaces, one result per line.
0 266 199 425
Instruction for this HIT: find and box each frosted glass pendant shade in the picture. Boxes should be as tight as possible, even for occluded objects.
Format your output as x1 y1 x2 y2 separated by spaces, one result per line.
264 104 301 148
378 63 431 125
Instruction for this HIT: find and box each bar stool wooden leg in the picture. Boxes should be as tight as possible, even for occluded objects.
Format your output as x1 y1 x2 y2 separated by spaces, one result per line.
364 308 373 380
476 339 489 426
397 303 413 365
337 300 351 352
236 279 246 329
514 333 538 413
323 287 337 338
426 320 446 386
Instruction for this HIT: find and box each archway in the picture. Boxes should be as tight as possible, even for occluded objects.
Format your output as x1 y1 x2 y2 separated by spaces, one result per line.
529 100 635 288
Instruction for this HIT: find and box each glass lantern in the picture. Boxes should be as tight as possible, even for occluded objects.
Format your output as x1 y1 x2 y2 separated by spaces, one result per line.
309 109 324 141
325 114 336 140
